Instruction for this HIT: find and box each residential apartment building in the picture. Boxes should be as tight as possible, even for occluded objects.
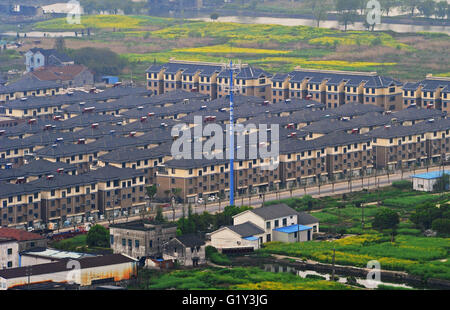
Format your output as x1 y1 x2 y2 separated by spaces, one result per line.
272 68 403 110
86 166 147 219
402 75 450 112
146 60 272 100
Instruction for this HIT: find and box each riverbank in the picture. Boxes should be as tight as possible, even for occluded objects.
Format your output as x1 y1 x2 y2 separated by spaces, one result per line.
194 9 450 27
231 254 450 289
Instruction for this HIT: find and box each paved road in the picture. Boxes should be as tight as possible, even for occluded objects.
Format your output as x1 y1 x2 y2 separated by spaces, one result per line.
56 165 446 232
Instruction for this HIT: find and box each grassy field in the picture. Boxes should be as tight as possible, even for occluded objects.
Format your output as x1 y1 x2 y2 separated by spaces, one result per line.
50 234 112 254
130 266 353 290
13 14 448 81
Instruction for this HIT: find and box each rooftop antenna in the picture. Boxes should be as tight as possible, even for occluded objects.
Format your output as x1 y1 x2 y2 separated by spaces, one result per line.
222 59 242 206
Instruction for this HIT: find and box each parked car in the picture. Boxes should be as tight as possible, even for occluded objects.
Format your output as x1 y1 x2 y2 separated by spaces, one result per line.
208 196 217 202
197 198 204 204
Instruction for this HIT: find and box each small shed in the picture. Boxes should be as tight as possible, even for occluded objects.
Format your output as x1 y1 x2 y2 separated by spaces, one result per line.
272 224 313 243
412 170 450 192
101 76 120 85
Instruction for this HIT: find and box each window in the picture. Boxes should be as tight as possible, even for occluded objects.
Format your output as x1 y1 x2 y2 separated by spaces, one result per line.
110 235 114 244
266 221 271 229
122 238 126 246
7 248 12 255
135 240 140 248
274 220 279 228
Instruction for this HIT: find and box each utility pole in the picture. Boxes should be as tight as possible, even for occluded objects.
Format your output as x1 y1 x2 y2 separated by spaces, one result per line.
331 247 336 282
27 265 31 290
361 203 365 230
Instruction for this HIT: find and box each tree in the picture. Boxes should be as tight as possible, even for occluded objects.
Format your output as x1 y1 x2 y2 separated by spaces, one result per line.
418 0 436 18
335 0 359 31
410 203 448 230
54 37 66 53
401 0 422 17
154 206 166 224
309 0 329 27
86 224 109 248
436 1 449 19
210 13 219 21
432 218 450 236
146 185 157 201
372 208 399 232
433 173 450 192
67 47 127 80
380 0 398 16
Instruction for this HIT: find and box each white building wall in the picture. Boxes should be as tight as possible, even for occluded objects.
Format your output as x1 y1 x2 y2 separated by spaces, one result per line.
413 178 435 192
233 211 298 242
19 255 55 267
272 229 311 243
210 228 260 250
0 241 19 269
233 212 264 228
0 261 136 290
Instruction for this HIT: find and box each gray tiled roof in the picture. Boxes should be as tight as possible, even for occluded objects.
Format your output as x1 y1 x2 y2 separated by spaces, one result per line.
251 203 297 220
227 221 264 237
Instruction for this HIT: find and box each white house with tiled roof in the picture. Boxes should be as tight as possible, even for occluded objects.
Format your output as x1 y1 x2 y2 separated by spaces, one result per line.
210 204 319 251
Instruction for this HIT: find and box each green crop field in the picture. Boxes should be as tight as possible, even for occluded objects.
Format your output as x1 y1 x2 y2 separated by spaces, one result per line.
259 234 450 280
130 266 353 290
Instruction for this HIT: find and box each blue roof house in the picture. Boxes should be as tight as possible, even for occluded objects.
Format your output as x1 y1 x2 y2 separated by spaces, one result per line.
412 170 450 192
272 224 313 243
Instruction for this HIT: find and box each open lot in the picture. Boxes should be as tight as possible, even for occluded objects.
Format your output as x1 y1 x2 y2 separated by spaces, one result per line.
4 14 446 81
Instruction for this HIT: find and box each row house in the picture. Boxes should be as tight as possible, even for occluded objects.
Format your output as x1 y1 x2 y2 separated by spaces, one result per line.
29 174 98 227
218 65 272 100
279 138 326 188
402 75 450 112
0 77 63 103
156 152 281 203
369 124 430 170
98 143 172 186
146 60 272 101
0 184 42 229
276 68 402 110
317 132 373 180
0 160 77 184
0 166 149 229
87 166 147 220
